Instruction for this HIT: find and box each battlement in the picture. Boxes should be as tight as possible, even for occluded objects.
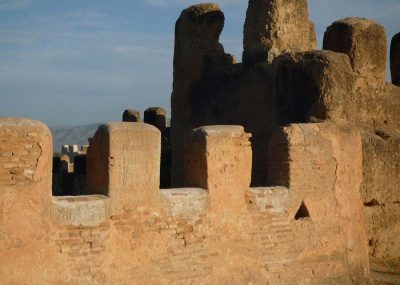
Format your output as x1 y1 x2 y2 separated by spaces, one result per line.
170 3 400 279
1 0 399 283
0 118 371 284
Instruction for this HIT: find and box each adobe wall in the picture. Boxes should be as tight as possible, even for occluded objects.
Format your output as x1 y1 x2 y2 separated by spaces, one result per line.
0 120 371 284
170 1 400 269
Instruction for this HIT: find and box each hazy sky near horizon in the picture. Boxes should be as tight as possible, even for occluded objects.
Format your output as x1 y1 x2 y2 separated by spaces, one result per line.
0 0 398 127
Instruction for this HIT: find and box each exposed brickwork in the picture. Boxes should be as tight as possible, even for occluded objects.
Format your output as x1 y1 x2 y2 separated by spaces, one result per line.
1 121 375 284
54 223 110 284
170 2 400 280
0 124 44 185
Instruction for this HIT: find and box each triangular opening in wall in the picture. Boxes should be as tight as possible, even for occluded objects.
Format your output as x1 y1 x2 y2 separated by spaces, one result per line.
294 201 310 220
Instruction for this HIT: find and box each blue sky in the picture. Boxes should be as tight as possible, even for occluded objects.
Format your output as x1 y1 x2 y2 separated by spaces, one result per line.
0 0 398 127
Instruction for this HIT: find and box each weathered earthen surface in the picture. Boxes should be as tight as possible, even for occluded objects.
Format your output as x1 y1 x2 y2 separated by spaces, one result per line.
263 50 400 269
268 123 370 281
87 123 161 214
361 131 400 261
391 32 400 86
144 107 167 131
323 17 387 81
171 3 234 186
243 0 316 64
184 126 252 213
170 3 400 276
0 120 375 284
122 109 140 122
0 118 56 285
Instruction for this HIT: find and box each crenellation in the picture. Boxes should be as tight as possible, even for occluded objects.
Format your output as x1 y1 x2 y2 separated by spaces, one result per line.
1 0 399 283
1 117 377 284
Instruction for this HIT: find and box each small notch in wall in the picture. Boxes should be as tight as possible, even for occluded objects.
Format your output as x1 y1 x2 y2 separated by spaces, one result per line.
294 201 311 220
375 130 391 140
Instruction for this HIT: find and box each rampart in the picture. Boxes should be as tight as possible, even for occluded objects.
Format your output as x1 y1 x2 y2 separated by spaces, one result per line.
1 0 399 283
170 1 400 275
0 118 372 284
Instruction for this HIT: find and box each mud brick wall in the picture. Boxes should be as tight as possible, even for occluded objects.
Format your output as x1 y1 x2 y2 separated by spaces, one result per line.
0 121 372 284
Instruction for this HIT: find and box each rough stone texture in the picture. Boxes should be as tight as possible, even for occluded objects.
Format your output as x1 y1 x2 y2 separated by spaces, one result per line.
323 18 387 81
122 109 140 122
171 3 234 186
184 126 252 213
243 0 316 65
390 32 400 86
268 123 370 281
361 131 400 262
274 51 400 132
144 107 167 131
265 50 400 268
87 123 161 214
170 3 400 276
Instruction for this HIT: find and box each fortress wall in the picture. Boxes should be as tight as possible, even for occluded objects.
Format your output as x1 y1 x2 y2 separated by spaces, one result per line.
0 120 372 284
171 2 400 271
268 123 369 277
273 49 400 261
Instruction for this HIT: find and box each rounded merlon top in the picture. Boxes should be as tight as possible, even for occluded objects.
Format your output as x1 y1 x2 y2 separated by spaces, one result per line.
182 3 221 17
144 107 167 116
0 117 51 134
97 122 160 134
122 109 140 122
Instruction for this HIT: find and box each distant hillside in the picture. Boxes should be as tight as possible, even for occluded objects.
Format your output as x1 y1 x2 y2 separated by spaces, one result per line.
50 123 102 153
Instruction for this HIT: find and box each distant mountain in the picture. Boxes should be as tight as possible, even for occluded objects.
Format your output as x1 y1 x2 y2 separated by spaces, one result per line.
50 123 102 153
